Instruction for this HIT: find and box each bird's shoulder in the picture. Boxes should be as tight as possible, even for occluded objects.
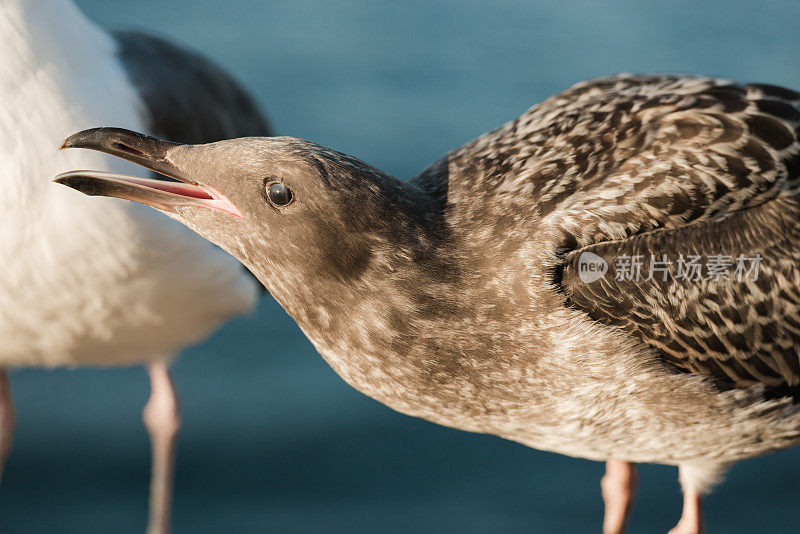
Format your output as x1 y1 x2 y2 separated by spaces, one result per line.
414 74 800 248
113 30 271 144
411 74 800 391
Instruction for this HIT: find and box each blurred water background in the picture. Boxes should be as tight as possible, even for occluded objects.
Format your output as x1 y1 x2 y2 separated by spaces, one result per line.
4 1 800 532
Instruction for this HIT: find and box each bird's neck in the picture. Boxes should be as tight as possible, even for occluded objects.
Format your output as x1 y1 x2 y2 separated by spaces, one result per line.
256 203 560 432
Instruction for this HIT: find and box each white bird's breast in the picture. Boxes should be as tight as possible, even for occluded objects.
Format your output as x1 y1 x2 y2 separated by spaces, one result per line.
0 0 257 367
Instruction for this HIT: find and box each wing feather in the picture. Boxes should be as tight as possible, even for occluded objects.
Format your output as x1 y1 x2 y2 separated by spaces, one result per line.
113 30 271 143
413 74 800 389
562 197 800 388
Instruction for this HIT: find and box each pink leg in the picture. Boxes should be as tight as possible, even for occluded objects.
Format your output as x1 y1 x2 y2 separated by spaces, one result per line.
668 487 705 534
142 362 181 534
0 370 14 481
601 459 638 534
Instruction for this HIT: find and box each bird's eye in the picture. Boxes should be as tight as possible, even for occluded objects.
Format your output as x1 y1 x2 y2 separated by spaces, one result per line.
266 182 292 206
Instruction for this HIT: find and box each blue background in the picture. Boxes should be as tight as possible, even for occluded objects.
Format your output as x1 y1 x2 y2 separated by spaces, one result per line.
5 1 800 532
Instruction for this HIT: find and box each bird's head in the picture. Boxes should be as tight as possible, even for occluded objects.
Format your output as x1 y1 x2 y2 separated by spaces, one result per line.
54 128 438 307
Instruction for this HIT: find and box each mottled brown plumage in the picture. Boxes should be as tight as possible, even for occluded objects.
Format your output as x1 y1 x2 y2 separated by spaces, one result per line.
55 74 800 533
417 74 800 390
564 197 800 390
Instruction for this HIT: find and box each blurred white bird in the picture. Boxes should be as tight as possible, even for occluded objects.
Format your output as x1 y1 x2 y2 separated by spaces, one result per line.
0 0 270 532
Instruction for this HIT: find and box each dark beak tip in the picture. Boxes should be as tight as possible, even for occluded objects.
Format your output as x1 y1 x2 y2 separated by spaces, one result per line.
59 127 107 151
52 172 79 187
59 134 79 150
51 173 107 198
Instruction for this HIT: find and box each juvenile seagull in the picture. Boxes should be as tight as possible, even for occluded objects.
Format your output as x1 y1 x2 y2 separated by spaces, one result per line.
2 1 268 532
56 74 800 534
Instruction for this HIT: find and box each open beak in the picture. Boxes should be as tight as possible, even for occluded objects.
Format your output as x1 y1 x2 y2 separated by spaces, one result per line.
53 127 241 217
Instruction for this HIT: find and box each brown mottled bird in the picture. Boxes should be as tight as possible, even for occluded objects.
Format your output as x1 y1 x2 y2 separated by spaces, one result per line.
56 75 800 534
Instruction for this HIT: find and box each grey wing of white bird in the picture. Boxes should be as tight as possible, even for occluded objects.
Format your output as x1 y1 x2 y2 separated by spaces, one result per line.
113 30 272 144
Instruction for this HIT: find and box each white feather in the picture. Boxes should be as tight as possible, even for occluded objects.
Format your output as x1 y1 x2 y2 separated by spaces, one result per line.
0 0 258 367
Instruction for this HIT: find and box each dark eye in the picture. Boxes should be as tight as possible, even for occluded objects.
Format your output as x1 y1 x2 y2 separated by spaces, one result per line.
266 182 292 206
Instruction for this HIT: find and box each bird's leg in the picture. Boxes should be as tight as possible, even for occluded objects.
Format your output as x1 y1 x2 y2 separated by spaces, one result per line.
0 369 15 481
601 459 638 534
668 487 704 534
142 362 181 534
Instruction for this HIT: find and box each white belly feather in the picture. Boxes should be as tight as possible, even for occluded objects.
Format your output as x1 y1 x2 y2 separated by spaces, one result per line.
0 0 257 366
